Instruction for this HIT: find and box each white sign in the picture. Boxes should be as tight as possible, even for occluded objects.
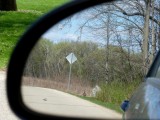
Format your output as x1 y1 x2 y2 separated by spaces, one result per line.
66 53 77 64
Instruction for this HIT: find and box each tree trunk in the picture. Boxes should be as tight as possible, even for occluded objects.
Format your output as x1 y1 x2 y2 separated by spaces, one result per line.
143 0 151 75
105 5 111 83
151 0 156 64
0 0 17 11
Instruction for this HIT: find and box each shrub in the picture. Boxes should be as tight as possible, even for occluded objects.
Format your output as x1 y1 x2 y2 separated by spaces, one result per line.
96 80 141 105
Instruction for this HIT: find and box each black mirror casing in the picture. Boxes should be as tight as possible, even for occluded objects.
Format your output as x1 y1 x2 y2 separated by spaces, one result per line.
6 0 115 120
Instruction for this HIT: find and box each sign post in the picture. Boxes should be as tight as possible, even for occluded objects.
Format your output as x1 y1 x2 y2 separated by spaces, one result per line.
66 53 77 91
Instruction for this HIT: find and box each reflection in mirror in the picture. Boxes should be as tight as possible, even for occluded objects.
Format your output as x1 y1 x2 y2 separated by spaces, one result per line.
22 0 160 119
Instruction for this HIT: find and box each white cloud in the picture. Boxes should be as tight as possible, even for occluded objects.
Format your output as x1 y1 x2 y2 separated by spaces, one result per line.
42 31 79 43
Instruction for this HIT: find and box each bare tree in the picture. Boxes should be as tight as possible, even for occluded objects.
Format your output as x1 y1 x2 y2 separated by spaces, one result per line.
143 0 151 74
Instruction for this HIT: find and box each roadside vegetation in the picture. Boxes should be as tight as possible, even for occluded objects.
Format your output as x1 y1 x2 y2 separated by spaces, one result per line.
23 39 143 105
0 0 69 69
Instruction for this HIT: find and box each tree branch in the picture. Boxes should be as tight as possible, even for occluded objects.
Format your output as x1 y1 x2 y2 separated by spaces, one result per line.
113 3 160 25
113 4 144 16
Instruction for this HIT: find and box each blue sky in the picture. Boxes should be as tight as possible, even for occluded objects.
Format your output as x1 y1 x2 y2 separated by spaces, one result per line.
42 9 97 43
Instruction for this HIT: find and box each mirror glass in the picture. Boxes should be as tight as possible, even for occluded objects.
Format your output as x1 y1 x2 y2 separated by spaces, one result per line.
21 0 160 119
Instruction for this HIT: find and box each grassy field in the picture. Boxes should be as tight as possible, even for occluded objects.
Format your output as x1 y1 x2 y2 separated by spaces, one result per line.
0 0 69 69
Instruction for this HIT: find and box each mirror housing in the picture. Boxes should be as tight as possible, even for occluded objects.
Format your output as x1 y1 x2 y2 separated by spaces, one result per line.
6 0 114 120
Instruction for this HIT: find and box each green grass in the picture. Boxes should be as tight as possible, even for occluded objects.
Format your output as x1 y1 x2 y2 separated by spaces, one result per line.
94 80 141 111
17 0 69 13
77 95 123 114
0 12 41 68
0 0 69 69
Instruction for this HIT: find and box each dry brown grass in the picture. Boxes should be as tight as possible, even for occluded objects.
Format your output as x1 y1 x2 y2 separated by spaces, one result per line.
22 75 92 96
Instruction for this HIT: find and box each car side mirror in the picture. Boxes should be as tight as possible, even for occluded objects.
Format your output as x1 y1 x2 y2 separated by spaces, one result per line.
6 1 115 120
